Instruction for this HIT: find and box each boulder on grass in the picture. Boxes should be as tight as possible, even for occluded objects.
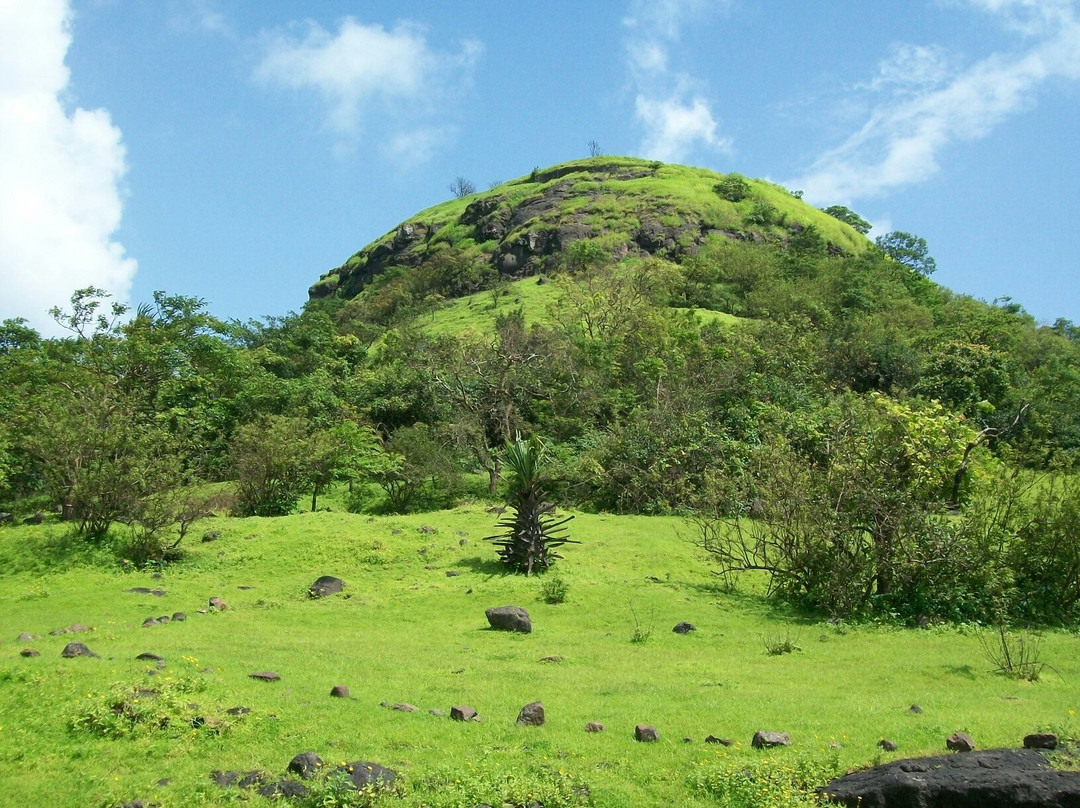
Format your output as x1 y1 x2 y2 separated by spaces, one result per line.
60 642 98 658
752 730 791 749
334 761 398 790
309 576 345 598
287 752 324 779
451 705 479 722
1024 733 1058 750
485 605 531 633
946 731 975 752
517 701 545 726
818 748 1080 807
635 724 659 742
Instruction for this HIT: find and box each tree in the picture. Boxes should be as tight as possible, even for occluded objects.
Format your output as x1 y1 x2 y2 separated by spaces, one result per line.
449 176 476 198
821 205 871 235
875 231 936 276
714 175 751 202
229 415 311 516
588 140 601 158
487 435 576 575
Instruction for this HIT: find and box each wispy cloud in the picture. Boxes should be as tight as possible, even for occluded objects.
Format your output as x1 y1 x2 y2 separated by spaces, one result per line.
254 16 481 160
168 0 232 37
623 0 731 163
0 0 136 334
793 0 1080 204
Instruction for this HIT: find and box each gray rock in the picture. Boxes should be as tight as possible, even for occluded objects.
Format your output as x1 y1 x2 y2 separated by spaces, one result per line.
136 653 164 662
0 512 12 524
287 752 324 779
309 576 345 598
201 530 221 542
333 761 398 790
16 632 33 641
249 671 280 682
516 701 545 726
706 735 734 746
878 738 898 752
1024 733 1058 750
909 703 923 714
485 605 532 633
672 622 696 634
24 512 44 525
20 649 39 657
586 722 605 733
946 731 975 752
209 597 227 611
171 612 186 622
257 780 308 799
635 724 659 742
819 748 1080 807
391 702 418 712
142 618 160 628
329 685 349 698
60 642 98 658
752 730 791 749
451 705 479 722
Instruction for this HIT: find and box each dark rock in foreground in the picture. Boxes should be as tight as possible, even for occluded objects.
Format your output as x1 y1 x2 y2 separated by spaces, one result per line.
20 649 39 658
287 752 324 779
1024 733 1058 750
672 622 696 634
329 685 349 698
946 731 975 752
485 605 532 633
819 748 1080 807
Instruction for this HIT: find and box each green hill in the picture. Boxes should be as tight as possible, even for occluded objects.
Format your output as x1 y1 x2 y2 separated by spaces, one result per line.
308 157 867 304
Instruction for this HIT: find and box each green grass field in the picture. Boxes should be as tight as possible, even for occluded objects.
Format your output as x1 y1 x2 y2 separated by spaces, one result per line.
1 506 1076 807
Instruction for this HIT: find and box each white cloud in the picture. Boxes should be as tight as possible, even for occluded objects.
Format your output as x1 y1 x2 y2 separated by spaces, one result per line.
0 0 136 334
168 0 231 37
792 1 1080 204
635 94 731 163
254 16 481 156
624 0 730 163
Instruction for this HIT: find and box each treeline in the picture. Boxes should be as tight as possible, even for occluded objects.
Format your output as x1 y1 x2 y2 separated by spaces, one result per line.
2 231 1079 622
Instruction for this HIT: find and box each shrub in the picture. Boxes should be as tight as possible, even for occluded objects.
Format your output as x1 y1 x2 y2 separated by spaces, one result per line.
539 575 569 604
714 175 751 202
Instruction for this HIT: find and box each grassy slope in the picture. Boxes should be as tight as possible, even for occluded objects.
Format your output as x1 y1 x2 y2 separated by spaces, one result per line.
1 508 1077 807
421 277 743 339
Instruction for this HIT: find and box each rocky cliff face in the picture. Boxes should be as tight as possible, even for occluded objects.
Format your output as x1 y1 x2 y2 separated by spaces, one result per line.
308 158 859 303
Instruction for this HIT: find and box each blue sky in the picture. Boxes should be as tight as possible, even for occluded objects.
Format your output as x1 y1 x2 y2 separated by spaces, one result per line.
2 0 1078 335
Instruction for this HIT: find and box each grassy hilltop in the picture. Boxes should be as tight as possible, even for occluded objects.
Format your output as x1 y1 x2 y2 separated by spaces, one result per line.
1 504 1077 807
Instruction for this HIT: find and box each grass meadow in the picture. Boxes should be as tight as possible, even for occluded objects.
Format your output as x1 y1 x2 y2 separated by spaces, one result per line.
1 504 1077 807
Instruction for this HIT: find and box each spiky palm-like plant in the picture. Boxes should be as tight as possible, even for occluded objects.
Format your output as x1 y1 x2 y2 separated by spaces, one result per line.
487 435 576 575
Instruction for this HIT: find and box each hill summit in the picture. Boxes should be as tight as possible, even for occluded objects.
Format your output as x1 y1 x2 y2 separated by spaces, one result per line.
308 156 868 303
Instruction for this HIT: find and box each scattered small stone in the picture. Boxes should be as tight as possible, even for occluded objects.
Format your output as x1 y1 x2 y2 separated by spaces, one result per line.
586 722 605 733
752 730 791 749
16 632 34 641
672 622 696 634
156 615 172 624
540 655 563 664
309 576 345 598
48 628 67 636
211 771 239 787
225 706 250 716
142 618 160 628
60 642 98 658
209 597 228 611
249 671 280 682
20 649 39 657
485 605 532 633
1024 732 1058 750
330 685 349 698
446 570 461 577
287 752 325 779
878 738 898 752
635 724 659 742
391 702 418 712
201 530 221 542
172 612 186 622
909 703 923 714
68 623 92 633
705 735 734 746
451 705 479 722
155 779 170 787
257 781 308 799
136 653 164 662
419 525 437 534
946 731 975 752
517 701 545 726
333 761 398 790
429 709 445 716
238 770 269 789
683 737 694 743
0 512 12 524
